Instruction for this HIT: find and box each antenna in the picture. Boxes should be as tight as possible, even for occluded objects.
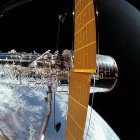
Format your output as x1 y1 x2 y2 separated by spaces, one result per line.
55 14 66 51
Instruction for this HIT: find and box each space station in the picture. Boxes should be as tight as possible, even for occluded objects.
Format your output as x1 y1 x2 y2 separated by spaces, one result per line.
0 0 122 140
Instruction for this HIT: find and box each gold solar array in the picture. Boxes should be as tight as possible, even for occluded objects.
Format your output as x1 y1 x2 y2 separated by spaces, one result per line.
65 0 96 139
65 72 91 140
74 0 96 73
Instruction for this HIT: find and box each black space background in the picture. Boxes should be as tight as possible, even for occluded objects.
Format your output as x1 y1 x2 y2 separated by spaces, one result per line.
0 0 140 140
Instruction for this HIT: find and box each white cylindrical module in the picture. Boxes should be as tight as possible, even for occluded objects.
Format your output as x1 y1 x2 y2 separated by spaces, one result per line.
91 54 118 93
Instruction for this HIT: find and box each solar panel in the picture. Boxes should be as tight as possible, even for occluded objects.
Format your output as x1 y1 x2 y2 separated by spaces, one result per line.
65 0 96 139
65 72 91 140
74 0 96 73
65 0 97 139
